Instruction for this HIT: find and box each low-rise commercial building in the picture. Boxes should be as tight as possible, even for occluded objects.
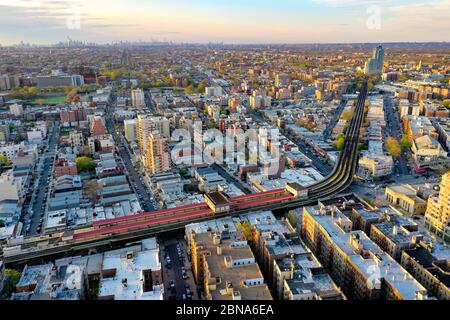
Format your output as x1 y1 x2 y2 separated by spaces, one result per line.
385 184 428 215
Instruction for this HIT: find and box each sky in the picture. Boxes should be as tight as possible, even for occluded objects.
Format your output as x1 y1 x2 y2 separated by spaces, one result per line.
0 0 449 45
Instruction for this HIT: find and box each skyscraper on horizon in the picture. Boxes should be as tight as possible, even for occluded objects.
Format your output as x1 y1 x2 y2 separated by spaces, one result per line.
364 46 385 76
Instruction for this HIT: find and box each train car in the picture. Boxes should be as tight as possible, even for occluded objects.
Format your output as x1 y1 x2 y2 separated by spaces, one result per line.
229 189 286 205
91 202 210 229
233 193 294 210
74 209 214 243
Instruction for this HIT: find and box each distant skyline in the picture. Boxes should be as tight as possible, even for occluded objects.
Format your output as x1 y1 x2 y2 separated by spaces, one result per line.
0 0 449 45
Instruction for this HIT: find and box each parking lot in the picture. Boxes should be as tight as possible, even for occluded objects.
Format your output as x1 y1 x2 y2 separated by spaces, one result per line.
159 234 198 300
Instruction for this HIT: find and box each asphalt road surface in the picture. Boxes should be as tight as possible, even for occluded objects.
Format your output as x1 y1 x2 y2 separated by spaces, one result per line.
105 97 155 212
323 98 347 141
27 122 60 235
384 96 411 176
212 163 252 194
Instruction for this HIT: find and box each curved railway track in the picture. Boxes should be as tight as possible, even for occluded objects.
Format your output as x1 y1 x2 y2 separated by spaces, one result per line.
1 83 368 264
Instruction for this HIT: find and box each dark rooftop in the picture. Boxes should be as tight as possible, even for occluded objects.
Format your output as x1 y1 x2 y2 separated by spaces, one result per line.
405 246 450 287
206 192 230 206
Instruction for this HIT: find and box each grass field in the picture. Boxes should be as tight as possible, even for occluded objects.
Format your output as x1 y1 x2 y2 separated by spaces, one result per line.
30 95 67 105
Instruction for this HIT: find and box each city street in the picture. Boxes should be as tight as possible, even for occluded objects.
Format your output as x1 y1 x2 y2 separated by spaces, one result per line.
250 110 333 176
26 121 60 236
105 96 155 212
384 96 411 176
212 163 252 194
160 234 198 300
323 98 347 141
291 138 333 176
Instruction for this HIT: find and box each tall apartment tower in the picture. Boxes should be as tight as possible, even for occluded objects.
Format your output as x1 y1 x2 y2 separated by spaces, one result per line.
137 115 170 172
147 132 170 174
364 46 385 76
275 72 290 87
131 89 146 108
425 172 450 243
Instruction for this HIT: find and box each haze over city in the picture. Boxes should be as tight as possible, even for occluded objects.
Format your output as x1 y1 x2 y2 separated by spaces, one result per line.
1 0 450 45
0 0 449 311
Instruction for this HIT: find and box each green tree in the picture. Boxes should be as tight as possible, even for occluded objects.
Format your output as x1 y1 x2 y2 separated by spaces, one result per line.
11 86 39 100
286 212 300 229
2 268 22 297
386 137 401 158
179 167 188 177
357 143 368 151
184 84 196 95
341 110 354 121
442 100 450 109
197 80 207 93
336 133 346 151
5 269 21 285
76 156 96 172
150 76 162 87
66 88 78 103
400 136 413 150
236 221 253 241
110 70 121 80
0 155 12 166
35 98 46 106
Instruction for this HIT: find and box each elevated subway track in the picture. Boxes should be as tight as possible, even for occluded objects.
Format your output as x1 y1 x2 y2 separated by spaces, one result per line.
1 84 368 265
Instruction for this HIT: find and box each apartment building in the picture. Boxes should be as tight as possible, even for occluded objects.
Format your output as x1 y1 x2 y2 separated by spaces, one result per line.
137 115 170 171
98 238 163 300
425 172 450 243
435 119 450 151
131 89 145 108
190 230 272 300
411 135 448 169
370 220 422 261
278 253 345 300
401 244 450 300
123 119 137 142
302 205 429 300
402 115 438 141
359 154 394 178
147 133 170 175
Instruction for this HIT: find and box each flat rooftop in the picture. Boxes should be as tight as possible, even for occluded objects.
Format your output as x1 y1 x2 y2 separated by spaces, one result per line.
305 206 428 300
404 246 450 287
194 232 272 300
206 191 230 206
98 238 163 300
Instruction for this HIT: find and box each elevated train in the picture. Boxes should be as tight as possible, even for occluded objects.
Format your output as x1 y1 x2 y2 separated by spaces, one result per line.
1 84 368 263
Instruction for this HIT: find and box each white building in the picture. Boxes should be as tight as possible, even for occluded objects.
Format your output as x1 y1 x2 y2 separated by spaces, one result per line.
9 104 24 117
131 89 145 108
27 130 44 145
359 154 394 178
205 86 223 97
98 238 163 300
124 119 137 142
